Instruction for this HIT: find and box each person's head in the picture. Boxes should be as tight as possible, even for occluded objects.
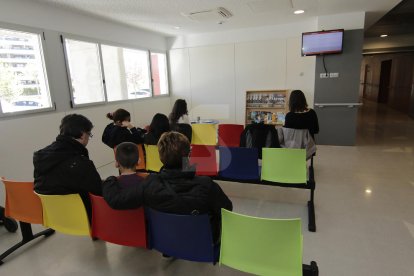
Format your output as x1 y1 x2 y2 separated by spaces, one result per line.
107 109 131 125
169 99 188 124
158 131 190 169
289 90 308 112
149 113 170 140
59 114 94 146
115 142 139 171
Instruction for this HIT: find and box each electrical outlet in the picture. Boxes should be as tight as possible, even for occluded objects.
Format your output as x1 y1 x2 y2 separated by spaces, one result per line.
320 73 329 78
330 72 339 78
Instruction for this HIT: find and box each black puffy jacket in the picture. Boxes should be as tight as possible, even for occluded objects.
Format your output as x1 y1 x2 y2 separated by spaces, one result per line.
240 123 280 158
102 123 145 148
103 168 233 241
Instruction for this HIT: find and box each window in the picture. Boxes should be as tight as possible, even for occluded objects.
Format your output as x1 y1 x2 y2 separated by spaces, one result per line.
63 38 105 106
0 27 52 115
62 35 169 107
101 44 151 102
150 52 169 96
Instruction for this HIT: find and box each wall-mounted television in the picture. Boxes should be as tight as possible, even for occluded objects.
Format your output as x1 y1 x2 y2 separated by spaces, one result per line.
301 29 344 56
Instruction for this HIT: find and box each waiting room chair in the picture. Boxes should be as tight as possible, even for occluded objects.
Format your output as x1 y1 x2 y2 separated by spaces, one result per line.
189 144 218 176
90 194 147 247
219 209 318 276
146 208 219 263
218 124 244 147
144 144 163 172
0 178 55 265
218 146 260 181
261 148 307 184
261 148 316 232
191 123 217 145
36 193 90 236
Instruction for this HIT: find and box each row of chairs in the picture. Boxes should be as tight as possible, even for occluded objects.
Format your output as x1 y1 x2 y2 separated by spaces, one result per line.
0 178 318 275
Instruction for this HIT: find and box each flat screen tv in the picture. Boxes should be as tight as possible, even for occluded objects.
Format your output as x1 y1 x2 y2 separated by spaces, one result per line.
301 29 344 56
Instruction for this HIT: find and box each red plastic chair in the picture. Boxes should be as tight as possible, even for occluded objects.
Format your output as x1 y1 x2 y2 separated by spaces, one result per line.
218 124 244 147
189 145 218 176
89 194 147 248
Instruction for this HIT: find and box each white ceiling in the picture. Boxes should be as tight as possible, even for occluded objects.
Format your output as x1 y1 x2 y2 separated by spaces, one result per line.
32 0 402 36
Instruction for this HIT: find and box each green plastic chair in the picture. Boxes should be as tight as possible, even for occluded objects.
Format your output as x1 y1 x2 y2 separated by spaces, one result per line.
219 209 302 276
261 148 307 184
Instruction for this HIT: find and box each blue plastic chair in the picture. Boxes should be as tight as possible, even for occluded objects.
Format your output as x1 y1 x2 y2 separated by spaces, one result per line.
218 147 260 181
146 208 219 263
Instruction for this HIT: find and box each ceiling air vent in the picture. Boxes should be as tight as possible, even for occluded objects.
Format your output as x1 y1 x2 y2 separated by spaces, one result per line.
183 7 233 22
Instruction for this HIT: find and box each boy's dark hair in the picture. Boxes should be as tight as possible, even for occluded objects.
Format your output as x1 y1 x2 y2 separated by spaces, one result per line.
60 114 93 139
115 142 139 169
158 131 190 169
289 90 308 112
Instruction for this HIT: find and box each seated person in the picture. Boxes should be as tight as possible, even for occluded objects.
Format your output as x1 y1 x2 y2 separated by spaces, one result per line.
33 114 102 218
102 108 145 148
115 142 145 188
143 113 170 145
284 90 319 139
103 131 233 243
169 99 190 126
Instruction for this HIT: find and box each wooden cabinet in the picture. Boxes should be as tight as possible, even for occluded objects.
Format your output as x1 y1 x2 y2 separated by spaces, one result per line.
245 90 289 125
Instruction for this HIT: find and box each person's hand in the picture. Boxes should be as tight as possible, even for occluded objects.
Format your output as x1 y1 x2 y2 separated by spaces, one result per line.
121 121 134 129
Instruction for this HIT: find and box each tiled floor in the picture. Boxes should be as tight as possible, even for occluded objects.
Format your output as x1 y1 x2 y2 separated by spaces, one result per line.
1 100 413 275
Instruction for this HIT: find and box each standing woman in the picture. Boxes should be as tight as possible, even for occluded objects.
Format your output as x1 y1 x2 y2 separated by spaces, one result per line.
102 109 145 148
284 90 319 138
169 99 190 126
144 113 170 145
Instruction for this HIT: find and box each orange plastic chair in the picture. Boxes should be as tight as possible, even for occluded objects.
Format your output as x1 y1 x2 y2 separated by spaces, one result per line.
189 145 218 176
90 194 147 247
218 124 244 147
0 178 55 265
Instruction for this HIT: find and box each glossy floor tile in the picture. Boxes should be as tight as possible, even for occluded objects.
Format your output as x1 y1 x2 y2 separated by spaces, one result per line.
1 100 413 275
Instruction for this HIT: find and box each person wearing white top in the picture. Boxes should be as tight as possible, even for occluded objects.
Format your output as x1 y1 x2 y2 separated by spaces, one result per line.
169 99 189 125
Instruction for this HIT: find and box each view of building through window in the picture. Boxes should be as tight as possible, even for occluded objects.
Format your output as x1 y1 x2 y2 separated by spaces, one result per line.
0 28 52 113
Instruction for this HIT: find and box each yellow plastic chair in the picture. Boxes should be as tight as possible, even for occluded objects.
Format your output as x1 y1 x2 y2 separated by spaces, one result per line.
144 144 163 172
220 209 318 276
191 124 217 145
36 193 90 236
261 148 307 184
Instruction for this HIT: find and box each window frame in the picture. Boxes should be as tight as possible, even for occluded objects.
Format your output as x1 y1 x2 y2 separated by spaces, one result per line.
0 22 55 118
61 34 170 108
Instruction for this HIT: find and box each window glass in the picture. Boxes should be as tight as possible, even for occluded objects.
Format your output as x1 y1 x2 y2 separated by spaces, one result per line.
101 45 151 101
0 27 52 114
150 52 169 96
63 38 105 105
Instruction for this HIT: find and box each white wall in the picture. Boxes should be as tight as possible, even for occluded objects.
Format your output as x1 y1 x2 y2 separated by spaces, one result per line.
169 20 317 124
0 0 170 191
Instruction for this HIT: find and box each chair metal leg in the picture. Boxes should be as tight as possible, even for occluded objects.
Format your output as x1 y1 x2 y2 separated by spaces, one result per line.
303 261 319 276
0 221 55 265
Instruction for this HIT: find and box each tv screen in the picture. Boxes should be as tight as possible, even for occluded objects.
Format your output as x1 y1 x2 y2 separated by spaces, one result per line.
301 29 344 56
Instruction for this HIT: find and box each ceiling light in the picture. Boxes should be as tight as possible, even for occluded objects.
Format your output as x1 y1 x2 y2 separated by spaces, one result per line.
174 26 181 30
294 10 305 15
365 189 372 194
380 34 388 38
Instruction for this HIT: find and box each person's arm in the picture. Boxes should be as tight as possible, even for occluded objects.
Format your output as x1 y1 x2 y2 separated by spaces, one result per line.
102 176 144 209
72 158 103 196
311 109 319 134
209 181 233 212
283 112 292 128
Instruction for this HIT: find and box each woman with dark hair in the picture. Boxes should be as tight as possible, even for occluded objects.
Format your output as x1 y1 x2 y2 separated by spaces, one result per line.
102 108 145 148
284 90 319 138
169 99 189 125
144 113 170 145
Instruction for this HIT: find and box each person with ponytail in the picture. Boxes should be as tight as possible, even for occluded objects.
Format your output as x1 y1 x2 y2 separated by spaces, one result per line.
102 108 145 148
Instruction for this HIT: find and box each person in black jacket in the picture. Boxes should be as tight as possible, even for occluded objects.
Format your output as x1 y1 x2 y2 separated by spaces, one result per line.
33 114 102 218
143 113 170 145
103 131 232 242
284 90 319 139
102 108 145 148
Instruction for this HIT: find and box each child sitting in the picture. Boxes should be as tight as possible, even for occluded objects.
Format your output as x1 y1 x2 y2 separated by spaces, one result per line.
115 142 145 188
